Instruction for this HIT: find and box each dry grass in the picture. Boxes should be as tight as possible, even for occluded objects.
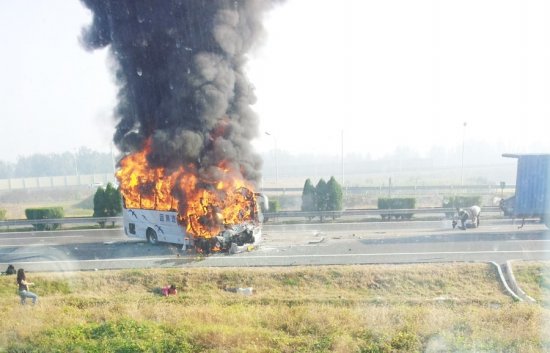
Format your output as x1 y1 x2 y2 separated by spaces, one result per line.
0 201 92 220
0 263 549 352
512 261 550 305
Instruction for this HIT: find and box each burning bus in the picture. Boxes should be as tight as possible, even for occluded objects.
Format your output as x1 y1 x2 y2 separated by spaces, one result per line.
121 193 265 254
79 1 275 253
117 142 267 254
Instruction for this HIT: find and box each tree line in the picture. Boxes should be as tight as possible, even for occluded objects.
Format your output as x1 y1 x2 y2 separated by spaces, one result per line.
0 147 114 179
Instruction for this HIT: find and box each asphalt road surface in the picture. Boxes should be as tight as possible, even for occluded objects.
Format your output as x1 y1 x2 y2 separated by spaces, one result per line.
0 219 549 272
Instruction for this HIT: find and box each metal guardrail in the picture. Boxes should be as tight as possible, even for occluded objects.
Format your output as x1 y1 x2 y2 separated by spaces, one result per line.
0 207 502 228
263 207 501 219
260 185 514 193
0 217 121 227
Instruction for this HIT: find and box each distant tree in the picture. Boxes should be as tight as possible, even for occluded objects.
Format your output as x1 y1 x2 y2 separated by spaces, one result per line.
10 148 114 178
94 183 122 228
77 147 114 174
104 182 122 216
315 178 328 222
301 178 316 213
0 161 14 179
326 176 343 217
93 187 107 228
268 199 280 213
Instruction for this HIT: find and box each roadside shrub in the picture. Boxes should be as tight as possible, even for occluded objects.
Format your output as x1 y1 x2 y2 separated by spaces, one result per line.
326 176 343 220
93 182 122 228
302 176 343 222
0 209 6 221
442 196 482 218
377 198 416 220
359 329 421 353
25 207 64 230
268 199 280 213
301 178 316 212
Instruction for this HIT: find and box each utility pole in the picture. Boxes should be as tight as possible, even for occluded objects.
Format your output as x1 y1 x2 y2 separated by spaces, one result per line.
341 129 344 187
265 132 278 193
460 121 467 187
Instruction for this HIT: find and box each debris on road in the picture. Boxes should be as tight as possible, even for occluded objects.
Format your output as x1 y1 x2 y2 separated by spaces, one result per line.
308 237 325 244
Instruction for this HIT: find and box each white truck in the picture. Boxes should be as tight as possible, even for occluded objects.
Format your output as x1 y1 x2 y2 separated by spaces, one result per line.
122 193 267 253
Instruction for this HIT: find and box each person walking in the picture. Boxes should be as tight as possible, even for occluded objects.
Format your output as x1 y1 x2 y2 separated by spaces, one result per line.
16 268 38 305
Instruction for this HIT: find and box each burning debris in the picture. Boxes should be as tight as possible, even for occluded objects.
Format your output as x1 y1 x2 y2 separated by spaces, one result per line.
195 223 257 255
80 1 278 252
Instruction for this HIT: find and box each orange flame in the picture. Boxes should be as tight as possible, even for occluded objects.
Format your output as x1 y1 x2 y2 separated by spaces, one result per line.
116 140 257 239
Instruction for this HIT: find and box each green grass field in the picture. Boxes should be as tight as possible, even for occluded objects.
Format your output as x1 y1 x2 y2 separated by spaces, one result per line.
1 263 549 352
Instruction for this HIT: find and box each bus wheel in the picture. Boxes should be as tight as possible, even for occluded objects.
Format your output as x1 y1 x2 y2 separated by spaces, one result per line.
146 228 158 245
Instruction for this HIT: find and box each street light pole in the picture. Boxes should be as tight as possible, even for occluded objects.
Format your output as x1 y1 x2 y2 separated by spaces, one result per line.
73 149 80 186
111 143 116 175
72 150 79 176
341 129 344 187
460 121 467 186
265 132 278 191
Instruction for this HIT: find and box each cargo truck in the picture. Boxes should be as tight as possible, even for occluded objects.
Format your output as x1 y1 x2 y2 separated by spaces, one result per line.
501 154 550 227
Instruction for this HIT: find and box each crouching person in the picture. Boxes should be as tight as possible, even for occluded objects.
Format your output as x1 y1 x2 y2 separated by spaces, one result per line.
455 206 481 230
162 284 177 297
17 268 38 305
469 205 481 228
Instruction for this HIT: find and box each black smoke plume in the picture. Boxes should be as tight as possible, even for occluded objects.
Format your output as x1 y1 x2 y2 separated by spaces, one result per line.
80 0 278 185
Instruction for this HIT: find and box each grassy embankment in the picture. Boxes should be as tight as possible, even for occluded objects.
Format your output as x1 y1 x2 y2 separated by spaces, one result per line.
1 263 549 352
512 261 550 306
0 187 96 220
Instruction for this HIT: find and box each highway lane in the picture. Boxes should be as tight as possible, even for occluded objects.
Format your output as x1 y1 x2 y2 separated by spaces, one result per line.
0 220 548 272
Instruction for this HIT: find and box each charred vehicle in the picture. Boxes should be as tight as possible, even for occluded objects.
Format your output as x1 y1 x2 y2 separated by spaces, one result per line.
122 190 266 253
117 144 267 254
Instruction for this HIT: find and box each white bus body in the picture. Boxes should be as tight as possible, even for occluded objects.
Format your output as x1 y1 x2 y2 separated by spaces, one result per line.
122 193 266 251
123 208 194 248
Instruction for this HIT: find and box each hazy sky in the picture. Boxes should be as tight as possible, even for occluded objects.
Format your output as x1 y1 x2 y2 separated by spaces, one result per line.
1 0 549 163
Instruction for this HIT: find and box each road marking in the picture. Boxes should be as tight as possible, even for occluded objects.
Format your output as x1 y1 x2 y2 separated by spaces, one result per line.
1 249 550 267
208 249 550 260
506 239 550 242
0 235 84 240
0 243 71 248
0 256 185 265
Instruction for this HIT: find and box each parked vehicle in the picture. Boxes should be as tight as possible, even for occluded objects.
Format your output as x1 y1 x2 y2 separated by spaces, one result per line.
501 154 550 227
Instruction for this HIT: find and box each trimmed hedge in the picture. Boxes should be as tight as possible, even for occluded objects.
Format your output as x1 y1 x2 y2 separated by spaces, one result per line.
442 196 482 218
25 207 64 231
261 199 281 224
0 209 6 221
268 199 280 213
377 198 416 220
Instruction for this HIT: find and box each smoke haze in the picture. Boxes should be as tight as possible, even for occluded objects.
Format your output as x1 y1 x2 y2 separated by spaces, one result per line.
80 0 278 185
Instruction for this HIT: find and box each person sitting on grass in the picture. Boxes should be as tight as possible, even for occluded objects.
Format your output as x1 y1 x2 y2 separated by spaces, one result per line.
3 264 16 275
16 268 38 305
162 284 177 296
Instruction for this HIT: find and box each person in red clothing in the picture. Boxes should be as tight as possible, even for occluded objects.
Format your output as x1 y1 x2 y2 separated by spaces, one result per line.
162 284 177 296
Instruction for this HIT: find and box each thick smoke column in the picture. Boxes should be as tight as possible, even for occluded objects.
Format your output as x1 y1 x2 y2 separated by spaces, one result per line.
80 0 276 185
